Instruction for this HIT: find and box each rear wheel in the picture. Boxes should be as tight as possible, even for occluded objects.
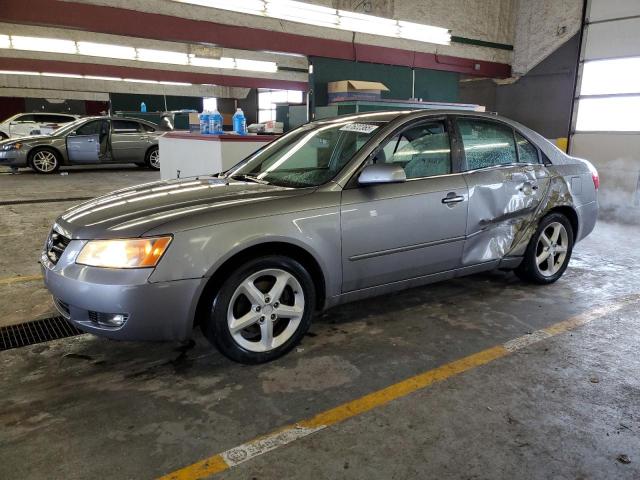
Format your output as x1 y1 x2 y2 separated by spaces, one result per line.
30 148 60 174
146 146 160 170
515 213 574 284
201 255 315 364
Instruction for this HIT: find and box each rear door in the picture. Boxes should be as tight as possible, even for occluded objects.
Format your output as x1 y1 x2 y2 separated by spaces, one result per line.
66 119 107 163
341 118 469 292
111 120 148 162
455 117 550 265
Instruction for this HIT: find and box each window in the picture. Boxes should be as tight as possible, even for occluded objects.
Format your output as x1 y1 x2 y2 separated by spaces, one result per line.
515 132 540 164
112 120 141 133
258 89 304 123
14 114 35 123
140 122 156 132
39 114 73 123
458 119 517 170
203 97 217 111
75 120 108 136
576 57 640 132
374 121 451 179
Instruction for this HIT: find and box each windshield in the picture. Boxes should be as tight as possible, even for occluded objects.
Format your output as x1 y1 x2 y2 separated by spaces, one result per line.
225 119 387 187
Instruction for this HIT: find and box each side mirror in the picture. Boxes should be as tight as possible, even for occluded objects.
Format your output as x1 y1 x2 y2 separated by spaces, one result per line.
358 164 406 185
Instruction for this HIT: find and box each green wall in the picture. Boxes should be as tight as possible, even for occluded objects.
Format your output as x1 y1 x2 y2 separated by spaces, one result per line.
309 56 460 108
110 93 203 113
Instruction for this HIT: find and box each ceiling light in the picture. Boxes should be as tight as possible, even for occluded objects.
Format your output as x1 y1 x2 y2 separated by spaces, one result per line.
41 72 83 78
11 35 77 54
0 70 39 75
84 75 123 81
159 81 192 86
0 35 9 49
136 48 189 65
235 58 278 73
398 21 450 45
266 0 338 26
175 0 265 15
189 55 235 69
78 42 136 60
123 78 159 84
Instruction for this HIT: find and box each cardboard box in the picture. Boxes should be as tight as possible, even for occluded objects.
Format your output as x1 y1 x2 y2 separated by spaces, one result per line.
327 80 389 103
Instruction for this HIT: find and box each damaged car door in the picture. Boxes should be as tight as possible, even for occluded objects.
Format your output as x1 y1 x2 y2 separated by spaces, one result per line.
456 117 550 265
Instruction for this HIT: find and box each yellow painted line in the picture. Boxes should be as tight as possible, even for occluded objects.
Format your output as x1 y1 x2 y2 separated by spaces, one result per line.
159 294 640 480
0 274 43 285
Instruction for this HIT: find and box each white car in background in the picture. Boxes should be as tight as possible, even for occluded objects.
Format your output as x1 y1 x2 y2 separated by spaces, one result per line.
0 112 80 139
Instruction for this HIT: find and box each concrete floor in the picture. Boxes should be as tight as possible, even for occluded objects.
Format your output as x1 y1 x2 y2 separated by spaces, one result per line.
1 166 639 479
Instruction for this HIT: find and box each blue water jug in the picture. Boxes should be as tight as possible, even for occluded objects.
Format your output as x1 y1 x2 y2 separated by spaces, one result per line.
140 102 147 112
199 111 210 134
209 110 223 134
232 108 246 135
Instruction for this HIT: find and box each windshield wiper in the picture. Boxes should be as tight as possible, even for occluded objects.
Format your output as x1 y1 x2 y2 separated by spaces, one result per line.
227 173 269 184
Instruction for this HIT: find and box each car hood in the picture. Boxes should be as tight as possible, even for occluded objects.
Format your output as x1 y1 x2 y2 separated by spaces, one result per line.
55 177 314 239
0 135 51 145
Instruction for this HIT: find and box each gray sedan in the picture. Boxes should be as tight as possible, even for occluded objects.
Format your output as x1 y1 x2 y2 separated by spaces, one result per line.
42 110 599 363
0 116 163 173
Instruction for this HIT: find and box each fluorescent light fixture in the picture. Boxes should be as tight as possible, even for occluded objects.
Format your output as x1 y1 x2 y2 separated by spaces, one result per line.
159 81 192 86
123 78 159 84
581 57 640 96
399 20 450 45
266 0 338 26
235 58 278 73
11 35 77 54
136 48 189 65
0 34 9 49
175 0 264 15
189 55 236 69
77 41 136 60
41 72 83 78
84 75 123 81
0 70 39 75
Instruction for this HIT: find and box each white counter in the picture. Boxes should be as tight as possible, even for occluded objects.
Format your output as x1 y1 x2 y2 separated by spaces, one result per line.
159 131 277 180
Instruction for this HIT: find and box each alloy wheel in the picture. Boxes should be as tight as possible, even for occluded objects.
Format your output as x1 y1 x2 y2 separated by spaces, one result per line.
32 151 58 173
535 221 569 277
227 268 305 353
149 149 160 169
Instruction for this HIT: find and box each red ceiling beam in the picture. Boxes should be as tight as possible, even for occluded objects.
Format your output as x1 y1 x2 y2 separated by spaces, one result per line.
0 57 308 90
0 0 511 78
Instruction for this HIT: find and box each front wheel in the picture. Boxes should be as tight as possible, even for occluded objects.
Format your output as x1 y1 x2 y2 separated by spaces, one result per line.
145 146 160 170
30 148 60 174
201 255 315 364
515 213 574 284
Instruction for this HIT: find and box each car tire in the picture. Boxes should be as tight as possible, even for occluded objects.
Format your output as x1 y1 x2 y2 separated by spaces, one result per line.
201 255 316 364
0 132 8 140
30 148 61 174
515 213 574 284
145 146 160 170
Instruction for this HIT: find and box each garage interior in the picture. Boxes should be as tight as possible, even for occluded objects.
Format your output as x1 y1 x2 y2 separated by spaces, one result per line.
1 0 639 479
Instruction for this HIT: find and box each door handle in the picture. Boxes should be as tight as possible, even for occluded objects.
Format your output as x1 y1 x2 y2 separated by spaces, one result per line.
442 193 465 205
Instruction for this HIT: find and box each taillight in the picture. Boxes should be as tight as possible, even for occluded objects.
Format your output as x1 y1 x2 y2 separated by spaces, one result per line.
592 171 599 190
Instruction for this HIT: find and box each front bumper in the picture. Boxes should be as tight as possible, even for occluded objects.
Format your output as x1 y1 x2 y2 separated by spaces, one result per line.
41 239 204 341
0 149 28 167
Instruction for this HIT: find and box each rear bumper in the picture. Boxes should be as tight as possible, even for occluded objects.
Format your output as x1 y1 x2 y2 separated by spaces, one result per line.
576 200 598 242
41 241 204 341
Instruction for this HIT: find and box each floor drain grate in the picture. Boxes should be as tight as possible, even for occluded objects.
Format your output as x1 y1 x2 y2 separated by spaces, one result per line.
0 316 84 351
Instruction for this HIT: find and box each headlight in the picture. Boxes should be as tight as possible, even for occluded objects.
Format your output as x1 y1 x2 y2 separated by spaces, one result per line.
2 142 23 151
76 236 172 268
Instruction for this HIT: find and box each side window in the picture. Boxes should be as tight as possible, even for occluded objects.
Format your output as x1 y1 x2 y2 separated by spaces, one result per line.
75 120 105 136
515 131 540 164
374 121 451 179
458 119 517 170
112 120 141 133
140 123 156 132
15 114 35 123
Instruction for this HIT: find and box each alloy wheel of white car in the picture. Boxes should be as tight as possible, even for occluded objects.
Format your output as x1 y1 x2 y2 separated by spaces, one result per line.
31 150 59 173
535 221 569 277
227 268 305 353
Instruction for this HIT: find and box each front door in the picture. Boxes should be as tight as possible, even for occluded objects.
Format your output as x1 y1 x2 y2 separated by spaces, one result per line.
67 119 110 163
341 119 469 292
455 117 551 265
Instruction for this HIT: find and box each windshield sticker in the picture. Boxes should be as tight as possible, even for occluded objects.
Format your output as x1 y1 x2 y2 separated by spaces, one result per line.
340 123 379 134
